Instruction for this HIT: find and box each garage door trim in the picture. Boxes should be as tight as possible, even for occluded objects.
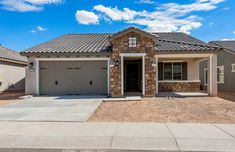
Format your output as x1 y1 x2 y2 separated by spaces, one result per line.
35 58 111 95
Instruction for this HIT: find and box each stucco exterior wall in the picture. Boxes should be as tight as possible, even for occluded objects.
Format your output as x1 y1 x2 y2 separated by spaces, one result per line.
187 59 200 80
0 61 25 92
199 51 235 92
25 57 37 95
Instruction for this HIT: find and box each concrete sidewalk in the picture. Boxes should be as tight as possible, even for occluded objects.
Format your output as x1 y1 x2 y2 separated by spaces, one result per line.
0 122 234 152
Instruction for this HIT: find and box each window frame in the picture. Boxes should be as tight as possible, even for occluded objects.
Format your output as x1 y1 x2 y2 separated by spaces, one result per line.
204 68 208 85
129 37 137 48
217 65 224 84
232 64 235 72
204 66 224 85
163 62 183 80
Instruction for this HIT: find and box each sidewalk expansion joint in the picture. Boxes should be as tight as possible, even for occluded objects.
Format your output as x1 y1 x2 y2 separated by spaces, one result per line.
212 124 235 139
165 123 181 151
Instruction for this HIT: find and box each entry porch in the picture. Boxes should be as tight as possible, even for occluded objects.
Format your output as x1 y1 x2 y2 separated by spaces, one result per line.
155 53 218 96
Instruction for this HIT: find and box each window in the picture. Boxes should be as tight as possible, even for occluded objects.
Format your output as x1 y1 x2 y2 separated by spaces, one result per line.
204 66 224 85
204 69 208 85
163 62 182 80
232 64 235 72
217 66 224 84
173 63 182 80
129 37 136 47
163 63 172 80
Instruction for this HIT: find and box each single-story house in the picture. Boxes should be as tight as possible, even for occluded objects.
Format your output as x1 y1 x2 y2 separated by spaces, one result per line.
21 27 221 97
0 45 27 92
200 40 235 92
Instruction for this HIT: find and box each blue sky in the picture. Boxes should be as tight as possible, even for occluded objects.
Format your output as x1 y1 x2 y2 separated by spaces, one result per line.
0 0 234 51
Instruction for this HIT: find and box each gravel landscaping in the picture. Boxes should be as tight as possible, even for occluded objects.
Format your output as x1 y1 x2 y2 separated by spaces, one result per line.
88 97 235 123
0 91 24 105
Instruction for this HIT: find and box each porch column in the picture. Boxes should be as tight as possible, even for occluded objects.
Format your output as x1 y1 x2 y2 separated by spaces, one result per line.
142 55 145 96
35 59 39 95
155 57 158 95
107 59 110 95
121 55 124 96
207 54 218 96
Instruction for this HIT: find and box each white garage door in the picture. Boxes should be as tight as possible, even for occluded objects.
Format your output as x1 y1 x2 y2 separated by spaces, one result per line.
39 61 108 95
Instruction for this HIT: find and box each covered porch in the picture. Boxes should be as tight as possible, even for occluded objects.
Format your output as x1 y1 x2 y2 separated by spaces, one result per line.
155 53 218 96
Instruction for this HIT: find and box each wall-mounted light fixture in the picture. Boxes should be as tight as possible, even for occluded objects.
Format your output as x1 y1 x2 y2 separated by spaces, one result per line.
115 59 120 66
28 62 35 72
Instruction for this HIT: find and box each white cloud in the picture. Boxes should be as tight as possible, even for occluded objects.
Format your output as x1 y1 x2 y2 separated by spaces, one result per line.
30 30 36 33
222 38 235 41
89 0 224 33
94 5 138 21
135 0 154 4
75 10 99 25
233 31 235 34
30 25 47 33
221 7 229 11
37 25 47 31
0 0 62 12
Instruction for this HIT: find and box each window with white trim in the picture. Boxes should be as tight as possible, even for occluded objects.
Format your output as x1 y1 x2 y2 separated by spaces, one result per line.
204 66 224 85
217 66 224 84
232 64 235 72
163 62 182 80
129 37 136 47
204 68 208 85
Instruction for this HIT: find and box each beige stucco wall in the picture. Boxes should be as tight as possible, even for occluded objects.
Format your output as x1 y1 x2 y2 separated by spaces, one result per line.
0 61 25 92
187 59 199 80
25 57 37 95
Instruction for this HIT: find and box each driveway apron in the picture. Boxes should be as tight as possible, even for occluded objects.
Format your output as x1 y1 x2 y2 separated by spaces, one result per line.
0 96 103 122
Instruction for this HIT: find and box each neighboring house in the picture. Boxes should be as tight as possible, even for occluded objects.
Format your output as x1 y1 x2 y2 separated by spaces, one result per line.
0 45 27 92
200 40 235 92
21 27 221 97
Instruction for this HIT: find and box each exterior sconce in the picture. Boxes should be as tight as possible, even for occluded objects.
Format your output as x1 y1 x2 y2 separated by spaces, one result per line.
28 62 35 72
115 59 120 66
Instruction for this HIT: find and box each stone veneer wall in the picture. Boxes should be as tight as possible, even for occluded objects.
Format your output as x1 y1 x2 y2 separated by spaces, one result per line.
158 82 200 92
110 31 156 97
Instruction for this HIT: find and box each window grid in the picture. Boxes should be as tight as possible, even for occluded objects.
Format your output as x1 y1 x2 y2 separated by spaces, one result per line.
129 37 137 47
232 64 235 72
163 62 183 80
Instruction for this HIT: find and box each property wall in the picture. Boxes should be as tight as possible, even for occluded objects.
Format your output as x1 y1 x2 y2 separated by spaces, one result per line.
110 31 156 97
0 61 25 92
199 51 235 92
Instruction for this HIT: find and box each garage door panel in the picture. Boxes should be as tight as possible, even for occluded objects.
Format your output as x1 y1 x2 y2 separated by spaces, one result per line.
39 61 107 95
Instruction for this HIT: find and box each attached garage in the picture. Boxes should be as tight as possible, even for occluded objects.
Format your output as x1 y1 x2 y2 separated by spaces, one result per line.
39 60 108 95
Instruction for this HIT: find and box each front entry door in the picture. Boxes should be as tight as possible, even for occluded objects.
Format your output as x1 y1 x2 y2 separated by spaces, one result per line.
126 63 139 91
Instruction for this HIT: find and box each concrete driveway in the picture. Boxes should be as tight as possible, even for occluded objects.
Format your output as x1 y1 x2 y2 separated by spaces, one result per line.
0 96 103 122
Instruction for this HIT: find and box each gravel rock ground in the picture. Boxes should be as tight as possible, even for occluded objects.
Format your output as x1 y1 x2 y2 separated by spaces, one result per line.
88 97 235 123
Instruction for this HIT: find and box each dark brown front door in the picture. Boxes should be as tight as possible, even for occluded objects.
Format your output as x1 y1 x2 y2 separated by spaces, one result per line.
126 63 139 91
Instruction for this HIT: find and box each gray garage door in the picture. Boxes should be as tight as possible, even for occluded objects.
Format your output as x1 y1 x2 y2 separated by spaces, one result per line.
39 61 107 95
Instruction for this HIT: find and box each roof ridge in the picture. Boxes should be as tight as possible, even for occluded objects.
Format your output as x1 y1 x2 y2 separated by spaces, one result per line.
0 45 19 54
152 32 184 34
65 33 113 35
157 38 218 48
210 40 235 43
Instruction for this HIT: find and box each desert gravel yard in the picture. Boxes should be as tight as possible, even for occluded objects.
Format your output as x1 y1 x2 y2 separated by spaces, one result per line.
0 91 24 106
88 97 235 123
